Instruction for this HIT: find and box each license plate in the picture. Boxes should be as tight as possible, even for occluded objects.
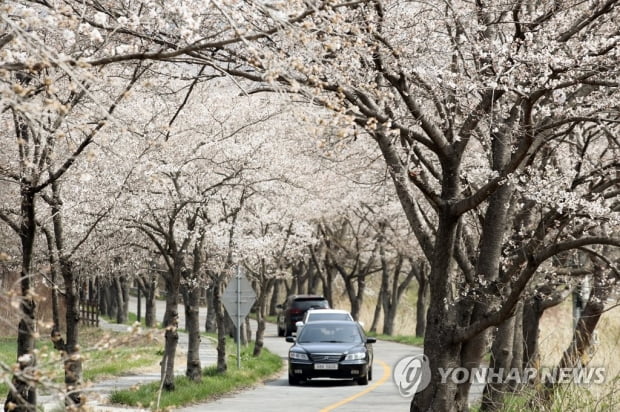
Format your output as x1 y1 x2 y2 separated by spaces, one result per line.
314 363 338 370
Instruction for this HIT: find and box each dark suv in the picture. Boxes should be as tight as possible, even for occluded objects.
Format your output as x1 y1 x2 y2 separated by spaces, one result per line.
277 294 329 336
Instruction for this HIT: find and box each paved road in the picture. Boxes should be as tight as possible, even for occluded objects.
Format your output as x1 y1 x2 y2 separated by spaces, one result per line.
176 326 419 412
136 297 423 411
165 299 483 412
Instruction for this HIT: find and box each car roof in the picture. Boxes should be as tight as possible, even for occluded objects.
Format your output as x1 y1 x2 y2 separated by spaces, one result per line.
290 294 326 299
299 320 358 326
306 309 350 314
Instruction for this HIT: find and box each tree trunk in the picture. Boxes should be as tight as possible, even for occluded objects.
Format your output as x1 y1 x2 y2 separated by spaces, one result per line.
142 275 157 328
555 272 610 371
181 284 190 331
253 277 271 357
232 320 248 345
245 316 252 344
509 301 524 391
346 277 361 321
161 274 180 391
307 260 320 294
383 302 398 336
522 296 543 371
521 287 567 371
51 269 61 333
415 272 429 338
293 261 307 294
480 311 517 411
48 180 85 407
456 182 513 408
114 277 125 324
268 279 280 317
321 263 335 307
214 282 228 373
5 188 37 412
120 276 130 323
184 284 202 382
42 228 61 332
105 284 116 318
370 289 383 334
539 272 612 406
205 284 216 333
98 286 108 319
62 263 83 407
254 315 266 357
411 211 462 412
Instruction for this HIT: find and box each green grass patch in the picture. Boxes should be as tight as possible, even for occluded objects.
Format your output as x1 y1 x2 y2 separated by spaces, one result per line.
102 312 147 326
110 342 282 410
0 327 162 395
366 331 424 346
103 312 162 329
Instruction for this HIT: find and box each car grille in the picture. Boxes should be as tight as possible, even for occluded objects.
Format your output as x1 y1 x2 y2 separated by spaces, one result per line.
310 353 342 362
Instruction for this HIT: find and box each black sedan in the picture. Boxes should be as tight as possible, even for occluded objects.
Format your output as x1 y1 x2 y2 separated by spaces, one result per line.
286 320 375 385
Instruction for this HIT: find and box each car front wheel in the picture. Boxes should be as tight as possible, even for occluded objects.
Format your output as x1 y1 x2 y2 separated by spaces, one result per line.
289 373 301 385
357 374 369 385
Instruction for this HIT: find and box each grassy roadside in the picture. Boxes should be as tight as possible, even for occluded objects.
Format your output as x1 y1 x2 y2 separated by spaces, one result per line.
102 312 151 327
109 337 282 411
0 327 162 395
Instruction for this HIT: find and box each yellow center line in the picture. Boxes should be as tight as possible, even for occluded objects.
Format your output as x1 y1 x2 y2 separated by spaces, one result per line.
319 359 391 412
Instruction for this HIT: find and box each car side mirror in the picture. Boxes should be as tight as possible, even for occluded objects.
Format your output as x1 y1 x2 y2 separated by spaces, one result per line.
366 337 376 344
285 336 296 343
295 321 303 328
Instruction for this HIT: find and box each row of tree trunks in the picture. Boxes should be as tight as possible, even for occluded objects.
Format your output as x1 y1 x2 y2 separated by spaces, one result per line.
543 267 614 404
98 280 130 323
477 268 612 412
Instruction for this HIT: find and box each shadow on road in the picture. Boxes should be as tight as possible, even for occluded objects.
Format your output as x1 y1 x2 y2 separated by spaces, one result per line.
266 377 360 387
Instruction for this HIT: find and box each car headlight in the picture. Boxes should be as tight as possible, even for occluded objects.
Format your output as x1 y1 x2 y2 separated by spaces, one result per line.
345 352 366 360
289 351 309 360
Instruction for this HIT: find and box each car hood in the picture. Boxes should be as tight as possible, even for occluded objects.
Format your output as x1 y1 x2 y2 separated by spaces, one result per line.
294 342 366 354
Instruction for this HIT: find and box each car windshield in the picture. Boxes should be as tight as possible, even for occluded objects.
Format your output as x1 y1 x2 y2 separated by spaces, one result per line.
307 313 351 322
292 299 328 311
297 324 362 344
